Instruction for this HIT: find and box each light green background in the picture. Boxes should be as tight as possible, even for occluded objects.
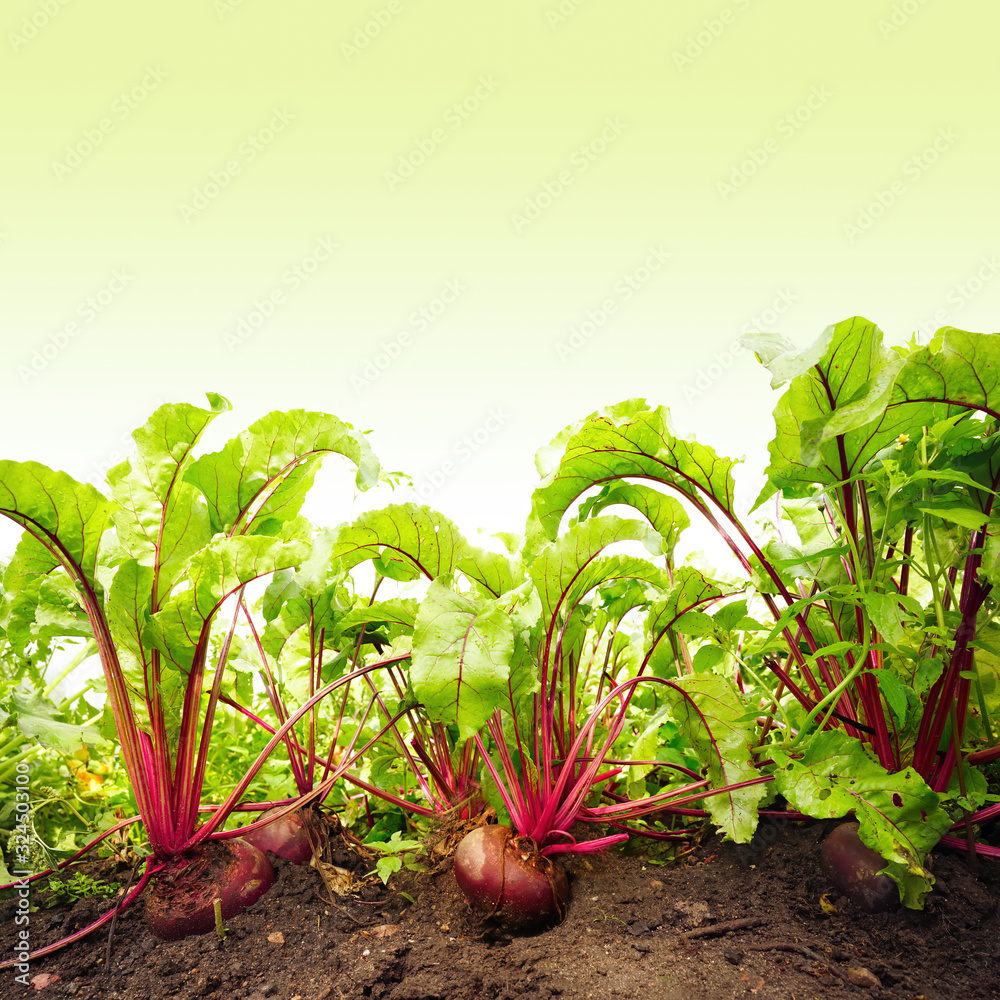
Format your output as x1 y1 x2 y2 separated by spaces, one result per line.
2 0 997 554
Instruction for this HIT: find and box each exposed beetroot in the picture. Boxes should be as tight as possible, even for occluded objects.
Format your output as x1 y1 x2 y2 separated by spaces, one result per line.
241 806 313 865
145 838 275 940
453 824 569 930
820 821 899 914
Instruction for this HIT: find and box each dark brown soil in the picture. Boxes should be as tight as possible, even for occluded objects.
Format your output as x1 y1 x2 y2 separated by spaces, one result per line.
3 816 999 999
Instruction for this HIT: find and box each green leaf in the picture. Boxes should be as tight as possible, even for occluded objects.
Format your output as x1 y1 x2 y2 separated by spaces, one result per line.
770 731 951 908
374 855 402 884
893 327 1000 420
645 567 725 650
741 328 836 390
145 536 309 669
457 545 521 597
671 610 717 637
410 578 515 740
530 516 664 627
912 503 990 530
337 600 418 635
107 559 154 657
578 482 690 558
12 690 107 755
185 409 378 536
663 673 769 842
691 645 725 673
0 462 113 594
107 396 227 597
332 504 469 580
876 670 911 726
758 318 920 505
861 592 917 648
530 401 743 544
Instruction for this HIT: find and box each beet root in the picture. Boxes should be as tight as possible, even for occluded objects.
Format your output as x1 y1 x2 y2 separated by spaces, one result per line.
241 806 314 865
820 821 898 914
453 824 569 930
145 837 275 940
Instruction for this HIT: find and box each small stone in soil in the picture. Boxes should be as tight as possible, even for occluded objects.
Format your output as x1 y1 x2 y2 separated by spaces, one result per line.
847 966 881 989
723 947 743 966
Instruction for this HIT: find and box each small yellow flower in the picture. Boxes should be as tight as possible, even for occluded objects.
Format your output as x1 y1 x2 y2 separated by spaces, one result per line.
894 433 910 451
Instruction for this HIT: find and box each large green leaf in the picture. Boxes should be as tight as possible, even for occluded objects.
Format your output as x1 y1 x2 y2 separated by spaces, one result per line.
662 672 768 842
457 544 521 597
757 318 921 504
742 328 836 390
530 515 662 627
770 730 951 908
144 536 308 669
530 401 743 543
331 504 469 581
185 409 379 536
893 327 1000 419
108 395 228 598
410 578 515 740
645 568 725 644
336 599 419 634
578 482 690 559
10 689 107 755
106 559 154 658
0 462 113 593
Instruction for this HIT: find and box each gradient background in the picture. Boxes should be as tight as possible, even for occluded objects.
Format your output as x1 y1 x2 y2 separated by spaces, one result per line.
2 0 997 558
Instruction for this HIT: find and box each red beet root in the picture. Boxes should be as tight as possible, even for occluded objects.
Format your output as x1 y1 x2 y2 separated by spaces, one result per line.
820 821 899 914
241 806 313 865
453 824 569 930
145 838 275 940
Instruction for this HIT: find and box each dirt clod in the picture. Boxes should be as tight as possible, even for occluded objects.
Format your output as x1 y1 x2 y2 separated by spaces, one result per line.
847 965 882 988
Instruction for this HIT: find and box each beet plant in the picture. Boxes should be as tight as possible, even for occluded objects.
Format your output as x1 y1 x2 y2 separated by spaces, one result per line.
400 494 773 927
528 319 1000 909
320 503 519 820
0 396 395 960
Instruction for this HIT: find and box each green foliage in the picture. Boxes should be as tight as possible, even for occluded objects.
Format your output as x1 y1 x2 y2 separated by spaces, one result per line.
6 322 1000 915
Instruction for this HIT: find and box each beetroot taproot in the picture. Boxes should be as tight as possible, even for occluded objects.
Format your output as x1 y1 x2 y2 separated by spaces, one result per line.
453 824 569 930
241 807 313 865
820 821 898 914
145 838 275 940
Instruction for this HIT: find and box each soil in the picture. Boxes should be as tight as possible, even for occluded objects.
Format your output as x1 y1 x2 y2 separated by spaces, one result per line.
3 815 999 1000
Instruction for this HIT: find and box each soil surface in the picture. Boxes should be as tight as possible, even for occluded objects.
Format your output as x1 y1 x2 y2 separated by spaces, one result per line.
3 815 999 1000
